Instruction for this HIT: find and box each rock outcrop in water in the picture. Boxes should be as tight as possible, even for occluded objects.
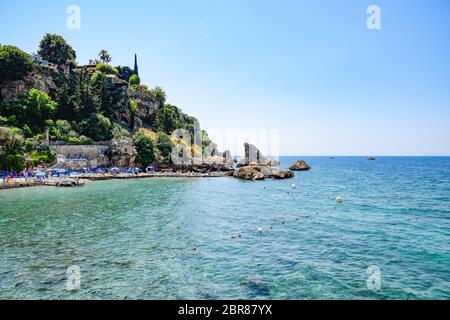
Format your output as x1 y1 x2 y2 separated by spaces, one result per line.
289 160 311 171
233 143 294 181
233 166 265 180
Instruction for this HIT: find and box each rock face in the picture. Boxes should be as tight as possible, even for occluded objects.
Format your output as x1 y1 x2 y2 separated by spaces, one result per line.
0 69 58 102
127 88 159 128
238 143 279 167
109 138 136 167
289 160 311 171
233 166 265 180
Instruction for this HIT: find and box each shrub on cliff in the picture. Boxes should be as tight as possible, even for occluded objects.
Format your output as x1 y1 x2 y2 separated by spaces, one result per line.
0 101 24 126
129 74 140 87
22 89 58 134
148 86 167 105
38 33 76 65
0 45 33 81
29 144 56 166
152 103 181 134
91 71 114 116
0 127 25 171
47 119 78 142
156 131 174 164
80 113 112 141
133 131 155 166
116 66 134 82
96 63 118 75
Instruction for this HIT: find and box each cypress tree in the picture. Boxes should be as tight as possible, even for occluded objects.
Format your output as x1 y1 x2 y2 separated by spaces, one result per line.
134 54 139 76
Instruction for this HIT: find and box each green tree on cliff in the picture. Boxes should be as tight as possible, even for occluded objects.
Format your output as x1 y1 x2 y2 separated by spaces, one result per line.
0 45 33 81
22 89 58 133
80 113 112 141
0 127 25 171
133 131 155 166
129 99 138 130
148 86 167 105
38 34 76 65
116 66 134 82
129 74 140 88
156 131 174 164
91 71 114 116
134 54 139 76
152 103 181 134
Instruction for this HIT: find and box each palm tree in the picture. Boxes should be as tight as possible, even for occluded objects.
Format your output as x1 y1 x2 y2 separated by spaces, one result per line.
98 50 112 64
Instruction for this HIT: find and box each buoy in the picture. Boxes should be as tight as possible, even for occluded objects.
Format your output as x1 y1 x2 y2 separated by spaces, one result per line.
291 184 297 189
192 247 197 251
231 234 241 239
336 196 343 203
257 227 263 233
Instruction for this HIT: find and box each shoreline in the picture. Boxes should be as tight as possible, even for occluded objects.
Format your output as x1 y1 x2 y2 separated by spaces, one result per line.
0 171 232 190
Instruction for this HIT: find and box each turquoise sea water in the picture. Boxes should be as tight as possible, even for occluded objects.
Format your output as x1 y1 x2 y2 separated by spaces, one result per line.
0 157 449 299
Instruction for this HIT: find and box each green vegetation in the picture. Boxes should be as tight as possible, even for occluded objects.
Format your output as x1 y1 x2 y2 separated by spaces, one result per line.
80 113 112 142
134 54 139 76
96 63 118 75
156 132 174 164
129 74 140 88
98 50 112 64
23 89 58 133
148 86 167 105
0 127 25 171
38 33 76 66
133 131 155 166
0 34 214 171
0 45 33 81
116 66 134 82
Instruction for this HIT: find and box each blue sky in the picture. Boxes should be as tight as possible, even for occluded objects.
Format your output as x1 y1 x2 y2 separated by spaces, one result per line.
1 0 449 155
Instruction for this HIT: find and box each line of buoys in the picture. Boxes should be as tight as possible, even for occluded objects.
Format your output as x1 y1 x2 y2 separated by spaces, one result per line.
189 190 344 254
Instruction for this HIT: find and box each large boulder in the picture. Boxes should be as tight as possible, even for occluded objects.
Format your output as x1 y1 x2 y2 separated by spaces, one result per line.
234 166 294 180
237 143 279 167
272 169 294 179
289 160 311 171
233 166 265 180
56 178 84 187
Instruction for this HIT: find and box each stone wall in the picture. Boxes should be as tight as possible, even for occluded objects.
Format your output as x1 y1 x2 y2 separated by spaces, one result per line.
50 144 109 160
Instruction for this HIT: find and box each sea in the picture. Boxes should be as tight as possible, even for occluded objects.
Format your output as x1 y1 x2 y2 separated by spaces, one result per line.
0 156 449 299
